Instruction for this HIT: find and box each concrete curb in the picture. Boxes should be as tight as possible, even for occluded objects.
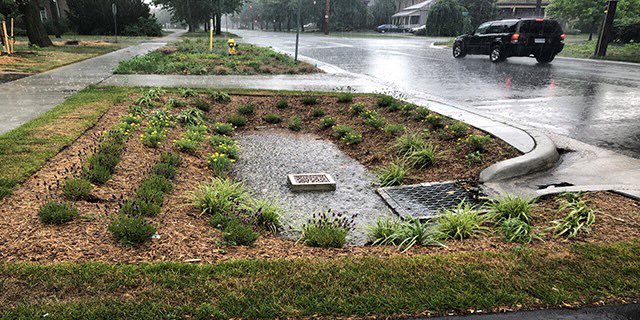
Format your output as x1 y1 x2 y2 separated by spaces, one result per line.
480 129 560 182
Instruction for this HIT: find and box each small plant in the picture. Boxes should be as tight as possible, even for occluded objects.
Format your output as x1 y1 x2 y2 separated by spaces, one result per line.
120 199 161 218
367 218 401 245
375 160 410 187
207 152 236 175
185 126 206 141
377 95 395 108
247 199 282 233
194 100 212 112
192 178 250 216
237 103 255 116
467 135 492 152
312 108 326 118
383 123 405 136
371 218 440 250
394 132 426 155
263 113 283 124
549 195 596 239
446 122 469 138
223 220 259 246
350 102 366 115
210 134 235 148
319 116 336 129
160 152 183 167
180 88 198 98
434 202 487 241
141 127 166 148
213 122 234 135
387 102 401 112
166 98 186 108
500 218 535 244
423 114 444 128
401 103 418 116
341 130 363 145
38 201 78 225
62 177 92 200
361 110 386 129
413 108 430 121
288 116 303 132
108 215 156 246
337 92 353 103
212 140 239 159
275 100 289 109
176 108 205 126
333 125 355 138
405 145 437 169
154 163 178 180
301 96 318 106
227 114 247 127
301 210 354 248
210 91 231 103
465 151 484 166
85 164 112 185
486 195 534 224
209 213 231 229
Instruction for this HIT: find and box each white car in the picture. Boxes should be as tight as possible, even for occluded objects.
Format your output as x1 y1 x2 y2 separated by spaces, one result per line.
303 23 320 32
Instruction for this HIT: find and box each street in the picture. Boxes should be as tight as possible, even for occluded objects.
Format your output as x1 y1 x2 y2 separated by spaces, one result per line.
233 30 640 159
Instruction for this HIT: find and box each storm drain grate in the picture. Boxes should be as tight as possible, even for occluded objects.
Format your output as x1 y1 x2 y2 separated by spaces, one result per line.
288 173 336 192
377 181 482 220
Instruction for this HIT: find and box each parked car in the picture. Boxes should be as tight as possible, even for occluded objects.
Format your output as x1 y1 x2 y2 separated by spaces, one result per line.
375 24 407 33
410 25 426 35
303 23 320 32
452 18 565 63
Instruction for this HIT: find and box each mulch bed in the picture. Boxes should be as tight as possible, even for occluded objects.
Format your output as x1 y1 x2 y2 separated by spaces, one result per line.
0 91 637 264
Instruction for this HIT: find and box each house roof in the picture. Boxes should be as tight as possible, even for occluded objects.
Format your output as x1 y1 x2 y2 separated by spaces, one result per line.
401 0 435 11
392 9 420 18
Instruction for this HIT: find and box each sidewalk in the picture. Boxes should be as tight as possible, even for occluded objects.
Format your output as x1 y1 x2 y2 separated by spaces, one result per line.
0 30 185 135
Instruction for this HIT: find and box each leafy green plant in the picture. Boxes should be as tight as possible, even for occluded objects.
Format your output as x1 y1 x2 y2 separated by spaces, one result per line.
210 134 235 148
486 195 535 224
209 213 232 229
177 108 205 126
288 116 303 132
120 199 161 218
341 131 363 145
375 160 410 187
434 202 487 241
423 114 444 128
394 132 427 155
212 139 239 160
350 102 366 115
371 218 440 251
192 178 250 216
337 92 353 103
500 218 535 244
210 91 231 103
263 113 283 124
175 138 199 154
383 123 405 136
377 95 395 108
361 110 386 129
319 116 336 129
223 220 259 246
160 152 183 167
413 108 430 121
153 163 178 180
237 103 255 116
312 108 326 118
549 196 596 239
333 125 355 138
467 135 492 152
275 99 289 109
108 215 156 246
213 122 235 135
166 98 186 108
180 88 198 98
367 218 401 245
227 114 248 127
302 96 318 106
465 151 484 166
38 201 78 225
141 127 166 148
84 128 127 185
207 152 235 175
62 177 92 201
194 100 212 112
388 102 401 112
85 164 112 185
247 198 283 233
447 122 469 138
405 145 437 169
301 210 354 248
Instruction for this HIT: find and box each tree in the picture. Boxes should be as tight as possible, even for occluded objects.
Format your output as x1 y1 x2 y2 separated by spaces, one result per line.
154 0 243 34
458 0 496 30
67 0 155 35
426 0 463 36
16 0 53 47
370 0 395 27
546 0 603 40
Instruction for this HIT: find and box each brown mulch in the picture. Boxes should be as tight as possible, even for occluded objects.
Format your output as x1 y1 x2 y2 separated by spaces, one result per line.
0 92 638 264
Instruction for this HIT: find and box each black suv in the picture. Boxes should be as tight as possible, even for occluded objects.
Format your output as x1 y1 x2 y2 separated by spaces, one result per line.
452 18 565 63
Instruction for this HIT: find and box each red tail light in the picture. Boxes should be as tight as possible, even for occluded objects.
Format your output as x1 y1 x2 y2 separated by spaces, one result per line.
511 33 520 44
560 33 566 42
536 18 544 22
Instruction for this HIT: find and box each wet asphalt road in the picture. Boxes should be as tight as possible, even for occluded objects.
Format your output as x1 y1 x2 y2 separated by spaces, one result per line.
233 30 640 159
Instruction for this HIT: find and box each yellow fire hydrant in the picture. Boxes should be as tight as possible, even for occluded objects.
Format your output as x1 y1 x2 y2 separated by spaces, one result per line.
227 39 238 56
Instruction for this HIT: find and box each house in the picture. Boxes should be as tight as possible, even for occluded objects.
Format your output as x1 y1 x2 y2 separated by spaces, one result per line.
391 0 435 29
496 0 549 18
38 0 70 21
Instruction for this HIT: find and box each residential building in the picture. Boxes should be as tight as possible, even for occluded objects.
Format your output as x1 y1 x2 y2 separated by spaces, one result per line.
391 0 435 29
38 0 70 21
496 0 549 18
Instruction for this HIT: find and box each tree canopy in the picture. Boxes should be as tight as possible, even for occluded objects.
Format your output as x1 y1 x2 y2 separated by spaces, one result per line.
426 0 463 36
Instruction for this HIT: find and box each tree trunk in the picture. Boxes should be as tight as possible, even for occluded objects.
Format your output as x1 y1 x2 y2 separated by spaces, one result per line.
216 13 222 35
186 0 195 32
48 0 62 38
18 0 53 47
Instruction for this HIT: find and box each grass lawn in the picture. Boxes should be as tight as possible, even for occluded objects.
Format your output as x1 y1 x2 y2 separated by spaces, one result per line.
0 35 150 74
560 41 640 63
114 36 319 75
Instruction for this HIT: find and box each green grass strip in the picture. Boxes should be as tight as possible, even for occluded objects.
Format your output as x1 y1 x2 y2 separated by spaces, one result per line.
0 86 135 199
1 240 638 319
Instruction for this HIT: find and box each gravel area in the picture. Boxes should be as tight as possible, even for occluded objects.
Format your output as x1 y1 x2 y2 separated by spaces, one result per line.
234 129 393 245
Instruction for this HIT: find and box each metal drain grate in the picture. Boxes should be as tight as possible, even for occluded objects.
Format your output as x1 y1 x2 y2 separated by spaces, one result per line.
288 173 336 192
377 181 482 220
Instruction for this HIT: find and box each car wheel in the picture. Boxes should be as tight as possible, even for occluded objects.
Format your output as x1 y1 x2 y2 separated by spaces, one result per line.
535 52 555 63
453 42 467 58
490 45 505 63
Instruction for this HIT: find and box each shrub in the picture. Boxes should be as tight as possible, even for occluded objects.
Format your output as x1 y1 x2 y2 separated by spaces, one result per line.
176 108 205 126
194 100 211 112
85 164 112 185
288 117 303 132
180 88 198 98
275 100 289 109
263 114 283 124
434 202 487 241
210 134 235 148
120 199 161 217
213 122 234 135
341 131 363 145
311 108 326 118
350 102 366 115
301 210 354 248
423 114 444 128
550 196 596 239
248 199 282 233
401 103 418 116
377 95 395 108
212 140 239 160
465 151 484 165
160 152 183 167
384 123 405 136
319 116 337 129
153 163 178 180
108 215 156 246
38 201 78 225
175 138 199 154
376 160 410 187
141 127 166 148
210 91 231 103
301 96 318 106
207 152 236 175
333 125 355 138
447 122 469 138
500 218 535 244
394 132 427 155
62 177 92 200
413 108 430 121
166 98 186 108
468 134 492 152
192 178 249 215
361 110 386 129
227 114 247 127
122 16 163 37
337 92 354 103
223 220 259 246
237 103 255 116
486 195 534 224
137 175 173 198
405 145 437 169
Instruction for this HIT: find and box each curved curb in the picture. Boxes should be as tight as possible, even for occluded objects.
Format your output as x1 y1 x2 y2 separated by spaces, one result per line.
480 129 559 182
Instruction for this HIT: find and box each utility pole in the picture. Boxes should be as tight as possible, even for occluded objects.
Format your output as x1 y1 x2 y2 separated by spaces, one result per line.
323 0 330 35
595 0 618 57
295 0 301 61
112 3 117 43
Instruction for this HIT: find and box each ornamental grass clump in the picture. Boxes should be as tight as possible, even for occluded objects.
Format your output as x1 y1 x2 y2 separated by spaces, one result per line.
375 160 410 187
237 103 255 115
263 113 283 124
207 152 235 175
38 201 78 225
405 144 437 169
210 91 231 103
176 108 205 126
500 218 535 244
62 177 92 201
301 96 318 106
213 122 234 135
434 202 488 241
486 195 534 224
394 132 427 155
108 214 156 246
288 116 303 132
180 88 198 98
337 92 354 103
301 210 355 248
467 134 492 152
369 218 441 251
166 98 186 108
319 116 336 129
227 114 247 127
275 100 289 109
549 193 596 239
312 108 326 118
192 178 250 216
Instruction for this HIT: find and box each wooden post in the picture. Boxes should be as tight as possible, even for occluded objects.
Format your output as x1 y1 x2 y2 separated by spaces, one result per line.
2 21 10 56
209 18 214 51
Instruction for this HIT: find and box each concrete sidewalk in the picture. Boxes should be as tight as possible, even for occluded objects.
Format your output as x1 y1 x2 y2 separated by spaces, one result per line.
0 29 185 135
